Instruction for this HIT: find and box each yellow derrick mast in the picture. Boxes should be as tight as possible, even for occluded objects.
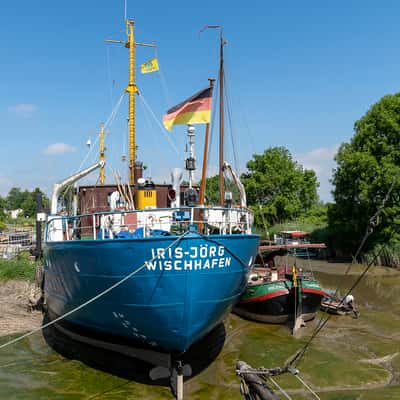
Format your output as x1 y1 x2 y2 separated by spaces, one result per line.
106 20 157 208
125 20 138 185
99 123 105 184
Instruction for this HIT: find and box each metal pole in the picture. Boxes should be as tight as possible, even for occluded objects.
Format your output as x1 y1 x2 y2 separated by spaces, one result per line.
219 33 225 206
35 191 42 260
187 125 195 189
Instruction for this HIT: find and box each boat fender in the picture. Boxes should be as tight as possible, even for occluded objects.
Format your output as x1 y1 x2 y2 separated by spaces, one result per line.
344 294 354 306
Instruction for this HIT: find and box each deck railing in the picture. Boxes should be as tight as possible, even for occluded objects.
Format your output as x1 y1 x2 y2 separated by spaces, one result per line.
45 206 254 242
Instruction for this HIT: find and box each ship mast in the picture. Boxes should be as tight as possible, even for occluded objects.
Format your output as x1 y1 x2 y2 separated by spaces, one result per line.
199 78 215 205
219 31 226 206
106 19 155 186
126 20 137 185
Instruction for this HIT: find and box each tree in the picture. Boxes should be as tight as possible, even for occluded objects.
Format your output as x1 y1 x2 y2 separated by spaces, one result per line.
241 147 319 226
0 196 6 229
202 175 241 206
5 187 29 210
5 187 50 218
329 93 400 255
21 188 50 217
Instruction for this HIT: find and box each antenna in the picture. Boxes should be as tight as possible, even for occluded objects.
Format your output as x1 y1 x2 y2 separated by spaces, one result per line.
124 0 127 22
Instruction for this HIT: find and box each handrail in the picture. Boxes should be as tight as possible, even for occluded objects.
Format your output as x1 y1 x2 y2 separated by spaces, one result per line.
45 206 255 242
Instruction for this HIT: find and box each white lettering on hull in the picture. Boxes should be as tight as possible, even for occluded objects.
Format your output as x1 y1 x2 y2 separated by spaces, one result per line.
146 245 232 271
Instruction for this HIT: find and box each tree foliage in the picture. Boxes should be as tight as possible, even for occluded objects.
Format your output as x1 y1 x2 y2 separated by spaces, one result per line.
3 187 49 218
0 196 6 229
241 147 319 226
203 175 240 206
329 93 400 255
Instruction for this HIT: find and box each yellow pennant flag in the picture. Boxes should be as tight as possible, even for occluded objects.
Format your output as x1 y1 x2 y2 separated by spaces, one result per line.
140 57 159 74
292 265 297 287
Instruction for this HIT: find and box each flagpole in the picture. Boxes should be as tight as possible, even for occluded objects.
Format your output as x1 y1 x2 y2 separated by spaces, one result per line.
199 78 215 205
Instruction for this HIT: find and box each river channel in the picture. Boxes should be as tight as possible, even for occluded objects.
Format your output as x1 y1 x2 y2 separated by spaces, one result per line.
0 260 399 399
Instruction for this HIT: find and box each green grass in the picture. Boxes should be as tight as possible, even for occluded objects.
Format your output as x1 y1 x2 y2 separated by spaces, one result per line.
0 251 37 281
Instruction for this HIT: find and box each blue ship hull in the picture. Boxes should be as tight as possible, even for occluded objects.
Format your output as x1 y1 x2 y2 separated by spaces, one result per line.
44 233 259 353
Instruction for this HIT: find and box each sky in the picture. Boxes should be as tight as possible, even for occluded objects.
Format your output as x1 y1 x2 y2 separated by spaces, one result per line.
1 1 400 202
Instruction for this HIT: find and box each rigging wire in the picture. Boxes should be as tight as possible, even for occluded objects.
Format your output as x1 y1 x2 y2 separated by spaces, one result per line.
76 92 126 173
105 45 114 109
226 75 270 236
154 47 172 108
223 68 239 174
138 90 181 156
138 95 172 169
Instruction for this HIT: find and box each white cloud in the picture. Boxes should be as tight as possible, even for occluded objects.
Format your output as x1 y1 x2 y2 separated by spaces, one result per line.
296 145 339 202
43 143 76 155
8 103 37 118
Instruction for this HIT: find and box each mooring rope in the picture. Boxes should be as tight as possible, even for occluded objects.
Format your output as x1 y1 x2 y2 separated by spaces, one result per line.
286 173 398 369
288 243 385 369
293 373 320 400
268 376 293 400
0 231 190 351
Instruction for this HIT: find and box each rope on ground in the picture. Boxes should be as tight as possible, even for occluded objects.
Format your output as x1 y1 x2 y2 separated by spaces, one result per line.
292 373 320 400
0 231 190 351
268 377 293 400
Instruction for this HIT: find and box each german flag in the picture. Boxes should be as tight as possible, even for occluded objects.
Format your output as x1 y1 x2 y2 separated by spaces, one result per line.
163 86 213 131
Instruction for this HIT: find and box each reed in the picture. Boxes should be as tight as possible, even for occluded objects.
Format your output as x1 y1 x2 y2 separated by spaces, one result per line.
362 243 400 268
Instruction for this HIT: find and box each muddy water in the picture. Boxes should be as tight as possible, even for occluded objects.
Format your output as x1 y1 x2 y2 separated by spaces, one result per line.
1 261 399 399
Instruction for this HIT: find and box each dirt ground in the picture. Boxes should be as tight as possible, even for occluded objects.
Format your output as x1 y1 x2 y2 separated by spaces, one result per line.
0 280 43 337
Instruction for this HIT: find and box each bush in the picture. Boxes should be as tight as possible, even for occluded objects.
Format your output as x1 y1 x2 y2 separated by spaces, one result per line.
0 252 37 281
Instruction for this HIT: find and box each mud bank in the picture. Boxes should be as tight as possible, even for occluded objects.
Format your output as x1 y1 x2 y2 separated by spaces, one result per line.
0 280 42 337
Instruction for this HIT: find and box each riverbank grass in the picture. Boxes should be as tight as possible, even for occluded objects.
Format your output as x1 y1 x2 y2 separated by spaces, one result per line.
0 252 37 281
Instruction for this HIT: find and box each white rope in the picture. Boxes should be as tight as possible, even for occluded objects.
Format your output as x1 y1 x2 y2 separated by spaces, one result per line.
293 374 321 400
138 91 181 156
268 377 293 400
0 231 190 351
